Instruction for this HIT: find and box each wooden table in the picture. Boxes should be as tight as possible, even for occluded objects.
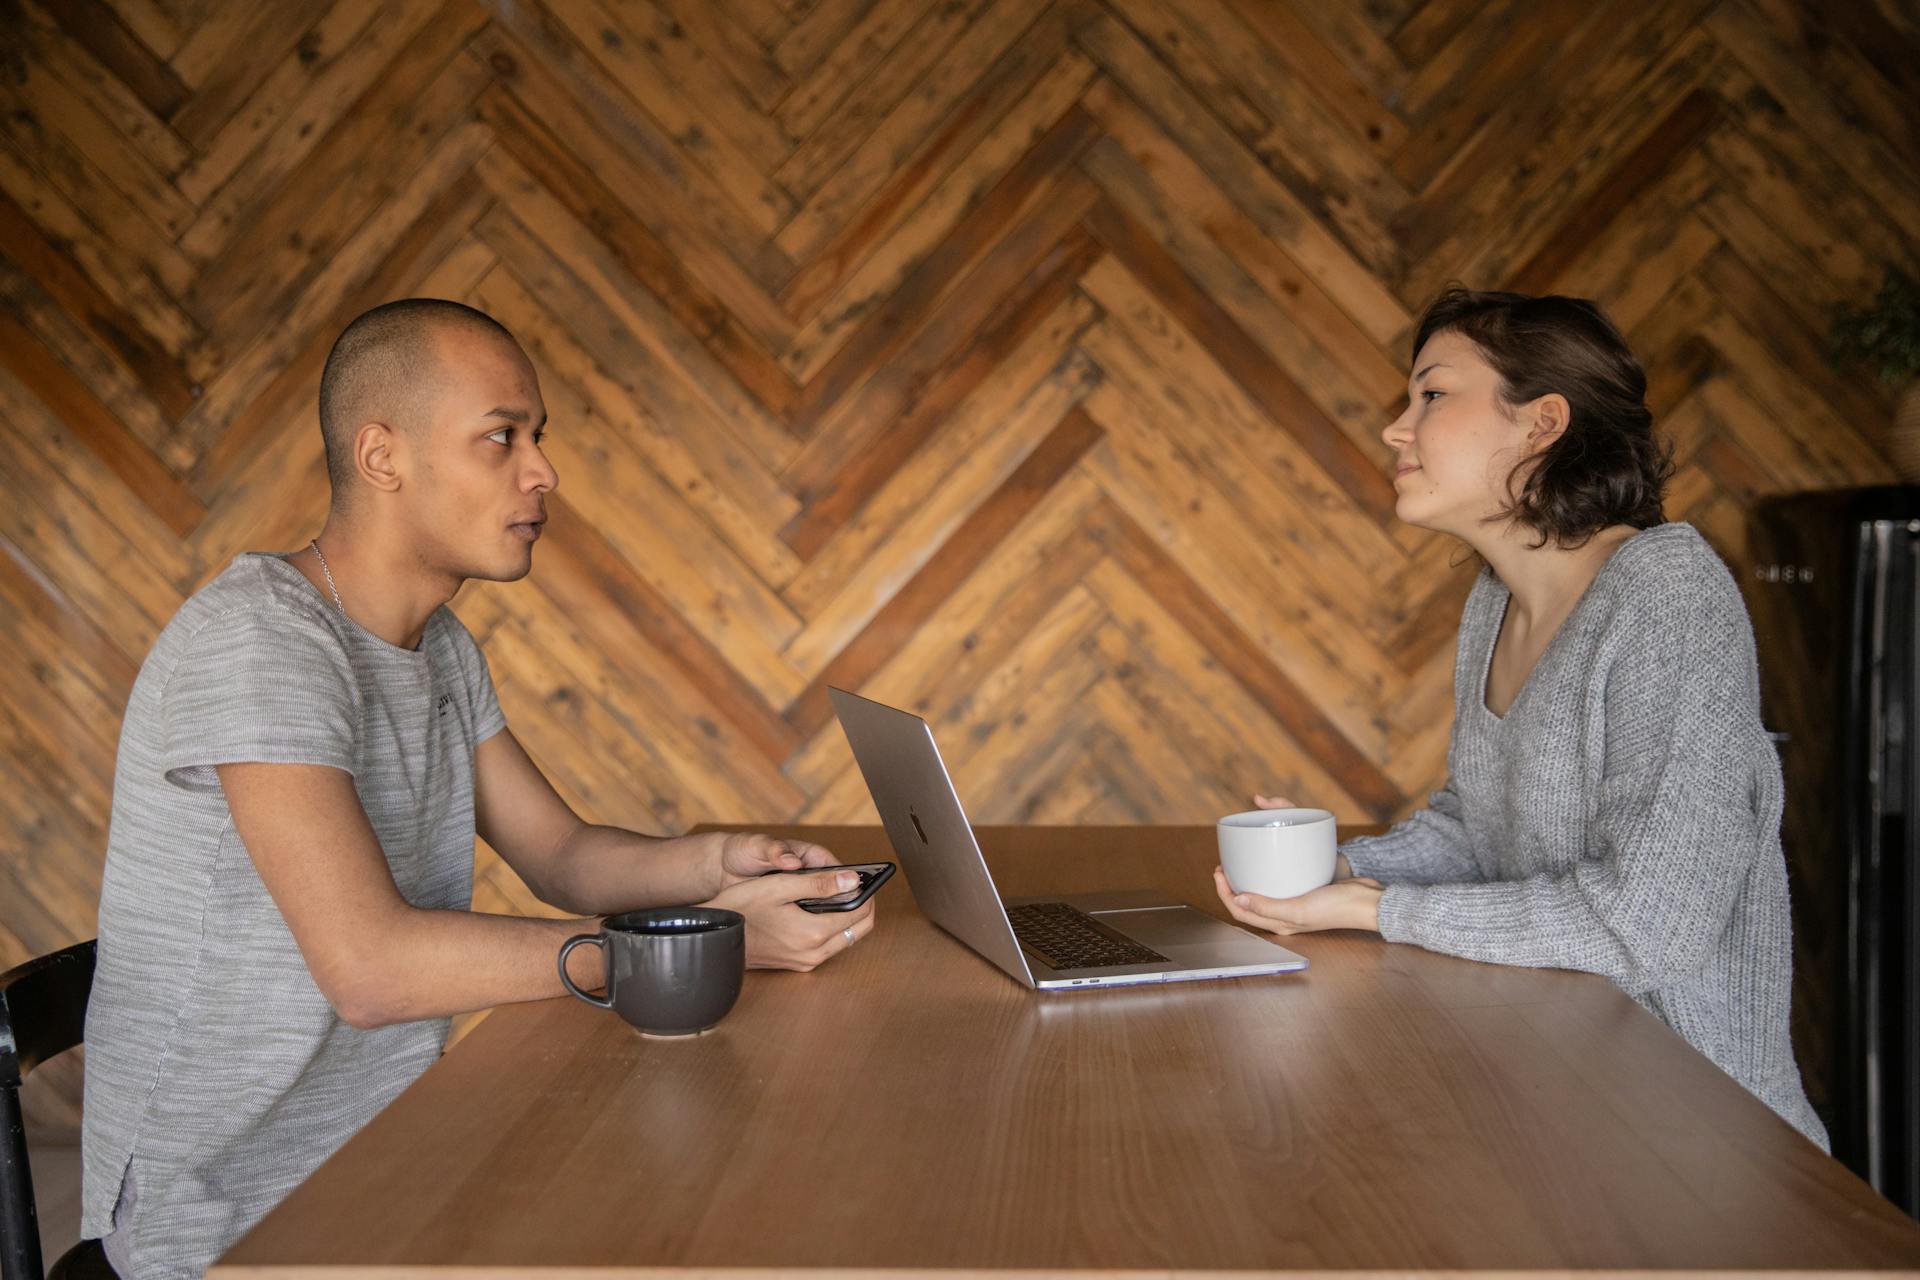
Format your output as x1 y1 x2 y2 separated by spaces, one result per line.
216 826 1920 1276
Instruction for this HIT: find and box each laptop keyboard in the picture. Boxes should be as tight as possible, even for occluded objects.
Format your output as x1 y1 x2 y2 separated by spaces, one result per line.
1006 901 1168 971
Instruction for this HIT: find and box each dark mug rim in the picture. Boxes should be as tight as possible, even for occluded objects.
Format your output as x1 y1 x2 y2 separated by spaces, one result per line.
601 906 744 936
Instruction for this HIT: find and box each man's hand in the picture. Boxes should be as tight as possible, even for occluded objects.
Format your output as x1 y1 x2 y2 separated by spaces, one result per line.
705 867 877 971
713 831 840 888
1212 864 1384 936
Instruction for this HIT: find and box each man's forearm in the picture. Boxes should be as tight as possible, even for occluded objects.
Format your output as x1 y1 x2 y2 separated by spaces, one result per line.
340 908 607 1029
543 825 724 916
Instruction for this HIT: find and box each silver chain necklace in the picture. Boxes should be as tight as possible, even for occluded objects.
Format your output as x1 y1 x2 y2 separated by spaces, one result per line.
309 538 345 612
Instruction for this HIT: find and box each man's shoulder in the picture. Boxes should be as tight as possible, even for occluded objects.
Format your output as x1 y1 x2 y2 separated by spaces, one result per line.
149 554 348 673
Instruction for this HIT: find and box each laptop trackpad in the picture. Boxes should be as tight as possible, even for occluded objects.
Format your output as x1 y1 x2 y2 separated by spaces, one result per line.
1095 906 1232 950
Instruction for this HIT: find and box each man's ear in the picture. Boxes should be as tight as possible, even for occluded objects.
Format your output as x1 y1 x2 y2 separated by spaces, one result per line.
353 422 402 495
1527 394 1570 451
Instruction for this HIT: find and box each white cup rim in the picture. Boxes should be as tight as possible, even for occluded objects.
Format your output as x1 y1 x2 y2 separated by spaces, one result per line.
1217 807 1334 829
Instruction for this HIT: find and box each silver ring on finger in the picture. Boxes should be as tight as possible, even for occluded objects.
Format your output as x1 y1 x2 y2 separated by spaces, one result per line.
842 926 856 946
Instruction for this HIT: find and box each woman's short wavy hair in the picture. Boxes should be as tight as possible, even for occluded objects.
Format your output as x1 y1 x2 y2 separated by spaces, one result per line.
1412 285 1674 548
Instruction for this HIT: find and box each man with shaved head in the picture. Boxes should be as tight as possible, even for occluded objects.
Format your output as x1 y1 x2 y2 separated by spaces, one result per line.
79 299 872 1278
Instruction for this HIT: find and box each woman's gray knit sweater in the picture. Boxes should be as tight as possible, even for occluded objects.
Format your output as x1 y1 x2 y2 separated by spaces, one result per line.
1342 523 1828 1148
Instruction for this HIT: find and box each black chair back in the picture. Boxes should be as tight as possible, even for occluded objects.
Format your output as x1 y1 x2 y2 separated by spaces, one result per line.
1 941 97 1280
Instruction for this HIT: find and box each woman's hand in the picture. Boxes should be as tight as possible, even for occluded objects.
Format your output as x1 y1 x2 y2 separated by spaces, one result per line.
1251 791 1352 880
1212 864 1384 936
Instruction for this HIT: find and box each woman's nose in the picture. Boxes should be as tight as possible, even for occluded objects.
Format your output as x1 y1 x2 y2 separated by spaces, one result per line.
1382 406 1411 449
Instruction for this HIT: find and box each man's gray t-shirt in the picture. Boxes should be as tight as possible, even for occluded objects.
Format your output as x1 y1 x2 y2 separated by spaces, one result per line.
80 551 506 1278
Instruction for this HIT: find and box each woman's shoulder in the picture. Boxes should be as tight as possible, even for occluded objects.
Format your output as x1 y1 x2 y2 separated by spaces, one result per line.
1603 522 1740 603
1590 522 1751 649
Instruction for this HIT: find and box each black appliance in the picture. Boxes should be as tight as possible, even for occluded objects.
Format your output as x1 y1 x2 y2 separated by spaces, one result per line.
1750 488 1920 1215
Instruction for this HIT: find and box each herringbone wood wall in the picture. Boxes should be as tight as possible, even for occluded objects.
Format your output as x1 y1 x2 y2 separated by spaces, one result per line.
5 0 1917 1125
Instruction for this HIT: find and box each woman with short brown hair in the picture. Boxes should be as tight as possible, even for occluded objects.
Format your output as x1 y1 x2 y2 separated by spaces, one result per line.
1216 286 1827 1149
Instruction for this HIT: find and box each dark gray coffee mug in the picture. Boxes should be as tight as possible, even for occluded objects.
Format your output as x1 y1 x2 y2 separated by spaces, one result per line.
558 907 745 1036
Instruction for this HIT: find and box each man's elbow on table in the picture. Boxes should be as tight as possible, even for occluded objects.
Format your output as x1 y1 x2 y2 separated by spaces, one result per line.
302 906 437 1031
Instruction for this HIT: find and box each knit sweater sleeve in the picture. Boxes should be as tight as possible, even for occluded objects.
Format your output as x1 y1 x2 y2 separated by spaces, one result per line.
1372 585 1770 995
1340 775 1482 885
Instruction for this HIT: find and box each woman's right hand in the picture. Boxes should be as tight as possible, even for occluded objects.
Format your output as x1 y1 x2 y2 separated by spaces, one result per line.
1252 792 1353 880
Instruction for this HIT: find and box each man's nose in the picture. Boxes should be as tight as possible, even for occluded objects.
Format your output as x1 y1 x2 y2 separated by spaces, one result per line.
525 451 558 494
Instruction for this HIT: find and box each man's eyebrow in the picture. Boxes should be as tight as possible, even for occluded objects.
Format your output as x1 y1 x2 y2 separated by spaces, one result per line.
481 406 547 427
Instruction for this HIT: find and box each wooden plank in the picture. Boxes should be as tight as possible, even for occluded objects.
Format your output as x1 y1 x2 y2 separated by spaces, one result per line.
782 167 1100 529
1081 197 1398 527
466 19 797 321
473 84 800 420
1697 244 1899 445
1702 64 1920 293
1073 8 1408 345
1111 0 1409 274
543 0 795 231
772 0 999 200
521 493 805 772
1504 88 1722 296
778 41 1092 331
1074 259 1405 610
781 104 1100 404
1078 117 1401 462
16 0 189 175
1220 0 1408 152
36 0 187 118
779 335 1102 678
0 312 204 539
1536 154 1719 333
1084 518 1401 820
0 42 194 238
175 0 431 240
1399 22 1722 309
184 2 490 337
773 0 885 80
614 0 794 145
0 188 201 419
781 225 1103 560
782 468 1108 796
779 285 1096 617
1389 0 1599 190
0 379 183 662
0 126 194 302
1707 0 1920 244
775 2 1072 271
785 406 1105 736
1080 79 1403 407
1080 404 1394 765
165 0 320 145
471 147 801 476
775 0 920 138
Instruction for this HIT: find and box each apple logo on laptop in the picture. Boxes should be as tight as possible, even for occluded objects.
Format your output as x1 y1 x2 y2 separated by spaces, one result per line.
909 807 929 844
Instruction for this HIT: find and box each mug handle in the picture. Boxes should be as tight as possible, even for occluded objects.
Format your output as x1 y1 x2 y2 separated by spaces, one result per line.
557 934 613 1009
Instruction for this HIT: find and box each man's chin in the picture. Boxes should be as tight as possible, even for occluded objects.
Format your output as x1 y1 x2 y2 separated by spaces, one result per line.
458 547 537 585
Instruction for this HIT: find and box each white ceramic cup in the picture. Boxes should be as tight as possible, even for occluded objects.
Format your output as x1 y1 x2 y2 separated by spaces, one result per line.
1217 808 1338 900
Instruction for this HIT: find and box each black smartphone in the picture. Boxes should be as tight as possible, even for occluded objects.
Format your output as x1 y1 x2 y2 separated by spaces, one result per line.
776 861 896 913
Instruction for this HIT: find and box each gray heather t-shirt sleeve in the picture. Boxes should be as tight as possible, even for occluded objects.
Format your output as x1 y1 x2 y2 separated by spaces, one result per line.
158 604 360 791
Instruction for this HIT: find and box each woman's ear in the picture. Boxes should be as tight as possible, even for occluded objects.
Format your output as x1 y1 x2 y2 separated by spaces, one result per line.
1526 393 1571 451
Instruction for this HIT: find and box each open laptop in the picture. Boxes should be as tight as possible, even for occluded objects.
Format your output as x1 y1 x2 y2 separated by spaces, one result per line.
829 688 1308 989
